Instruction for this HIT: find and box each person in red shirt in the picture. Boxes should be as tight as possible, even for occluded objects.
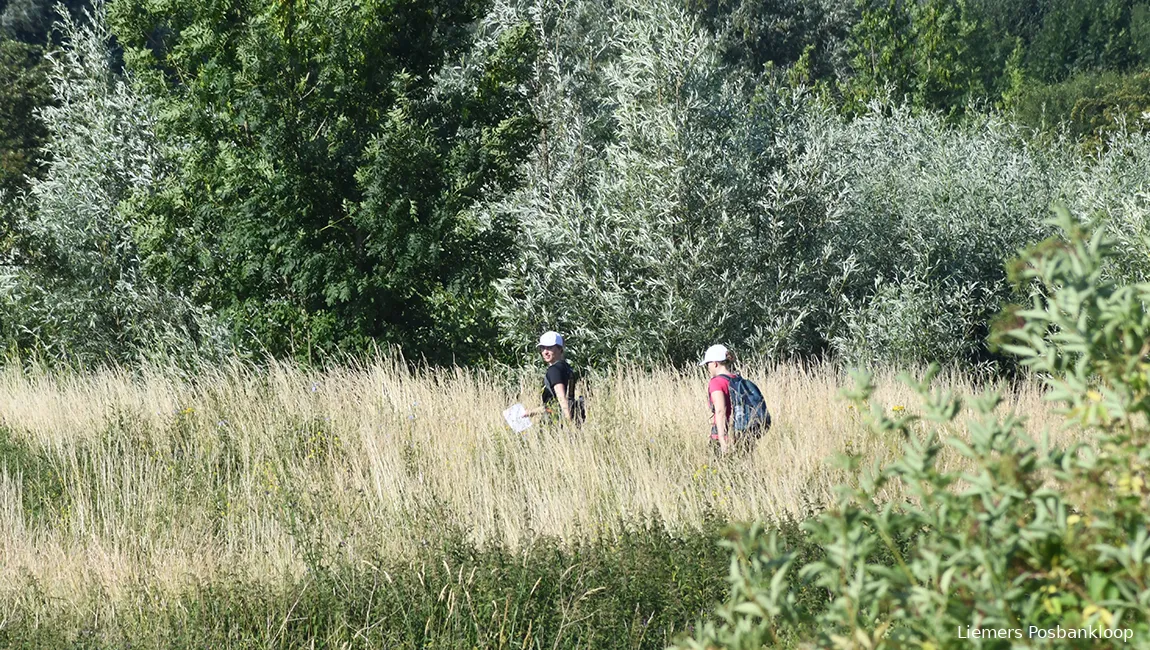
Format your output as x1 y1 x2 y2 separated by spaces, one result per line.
700 343 738 456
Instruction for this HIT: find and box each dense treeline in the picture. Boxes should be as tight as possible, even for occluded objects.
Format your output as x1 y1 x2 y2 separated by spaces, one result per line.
2 0 1150 368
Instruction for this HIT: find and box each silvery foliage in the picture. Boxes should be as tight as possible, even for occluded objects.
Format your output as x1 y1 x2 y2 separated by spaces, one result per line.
485 0 1150 369
805 107 1066 369
742 107 1150 370
0 1 226 366
1061 124 1150 284
484 0 821 364
484 0 1050 368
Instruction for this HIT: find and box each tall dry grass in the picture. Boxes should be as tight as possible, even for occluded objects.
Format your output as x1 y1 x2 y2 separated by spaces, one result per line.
0 359 1069 614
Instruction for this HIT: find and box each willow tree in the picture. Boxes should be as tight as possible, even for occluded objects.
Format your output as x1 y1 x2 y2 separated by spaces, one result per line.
488 0 837 365
0 3 223 365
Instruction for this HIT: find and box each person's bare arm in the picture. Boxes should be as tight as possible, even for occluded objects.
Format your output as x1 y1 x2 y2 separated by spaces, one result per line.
526 382 568 419
554 383 572 421
711 389 730 454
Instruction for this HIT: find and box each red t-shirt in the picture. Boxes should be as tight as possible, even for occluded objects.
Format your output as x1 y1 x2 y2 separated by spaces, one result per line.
708 375 732 439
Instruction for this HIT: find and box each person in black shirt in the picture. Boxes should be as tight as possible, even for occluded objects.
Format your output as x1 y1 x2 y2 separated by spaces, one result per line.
526 330 580 423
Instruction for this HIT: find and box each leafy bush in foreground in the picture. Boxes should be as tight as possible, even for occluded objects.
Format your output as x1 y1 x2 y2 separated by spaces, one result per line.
674 208 1150 648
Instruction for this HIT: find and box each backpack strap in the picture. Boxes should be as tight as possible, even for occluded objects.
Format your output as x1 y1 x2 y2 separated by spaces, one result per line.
709 374 733 413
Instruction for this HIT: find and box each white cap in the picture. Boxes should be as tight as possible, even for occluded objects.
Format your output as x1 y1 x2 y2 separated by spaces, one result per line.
699 344 729 365
537 331 564 348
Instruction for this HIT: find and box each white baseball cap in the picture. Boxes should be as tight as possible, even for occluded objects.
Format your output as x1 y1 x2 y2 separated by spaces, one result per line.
537 331 564 348
699 344 729 365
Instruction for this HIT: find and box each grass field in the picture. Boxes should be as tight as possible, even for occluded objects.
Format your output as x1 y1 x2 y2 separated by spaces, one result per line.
0 358 1072 647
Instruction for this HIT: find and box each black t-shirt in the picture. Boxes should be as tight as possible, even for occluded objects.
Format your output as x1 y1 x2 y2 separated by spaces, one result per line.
542 360 576 405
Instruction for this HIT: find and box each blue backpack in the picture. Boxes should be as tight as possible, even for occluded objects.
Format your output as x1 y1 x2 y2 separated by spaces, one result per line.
723 374 771 436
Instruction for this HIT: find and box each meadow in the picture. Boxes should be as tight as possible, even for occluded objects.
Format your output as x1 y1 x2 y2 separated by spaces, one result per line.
3 0 1150 646
0 359 1071 647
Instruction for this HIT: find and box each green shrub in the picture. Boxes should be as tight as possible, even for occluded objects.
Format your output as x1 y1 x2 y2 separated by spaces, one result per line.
1013 70 1150 146
674 207 1150 648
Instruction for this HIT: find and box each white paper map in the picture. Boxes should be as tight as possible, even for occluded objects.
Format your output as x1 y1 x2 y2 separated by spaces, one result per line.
502 403 532 433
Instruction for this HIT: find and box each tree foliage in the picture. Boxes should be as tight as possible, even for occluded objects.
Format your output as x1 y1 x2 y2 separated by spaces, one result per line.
688 0 854 84
1 0 89 44
0 40 50 198
3 0 1150 367
491 12 1079 370
489 0 819 364
693 0 1150 124
109 0 539 363
1013 69 1150 145
0 2 225 365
